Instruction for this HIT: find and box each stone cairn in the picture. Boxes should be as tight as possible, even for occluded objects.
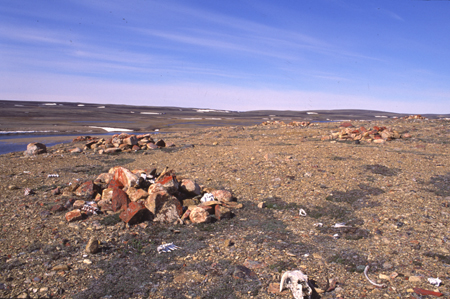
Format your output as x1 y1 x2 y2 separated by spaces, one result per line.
260 120 311 127
321 122 411 144
62 166 241 225
399 114 427 120
71 133 173 154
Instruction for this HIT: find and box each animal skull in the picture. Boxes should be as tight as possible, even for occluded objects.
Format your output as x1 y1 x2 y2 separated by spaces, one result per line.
280 270 312 299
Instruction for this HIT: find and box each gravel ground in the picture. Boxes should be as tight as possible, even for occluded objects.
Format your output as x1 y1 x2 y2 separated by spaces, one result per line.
1 119 449 299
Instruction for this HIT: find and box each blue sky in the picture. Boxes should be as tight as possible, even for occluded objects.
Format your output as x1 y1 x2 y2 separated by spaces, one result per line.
1 0 449 113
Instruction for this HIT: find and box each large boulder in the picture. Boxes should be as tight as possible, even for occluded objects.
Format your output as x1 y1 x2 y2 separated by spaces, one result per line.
24 143 47 156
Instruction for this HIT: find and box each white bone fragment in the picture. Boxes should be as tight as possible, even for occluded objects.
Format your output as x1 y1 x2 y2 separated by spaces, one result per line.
157 243 181 254
299 209 307 216
363 265 387 288
280 270 312 299
200 193 215 203
332 222 350 228
428 277 441 286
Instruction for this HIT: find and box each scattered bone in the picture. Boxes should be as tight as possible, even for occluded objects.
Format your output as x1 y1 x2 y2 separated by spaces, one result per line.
363 265 387 288
280 270 312 299
157 242 181 254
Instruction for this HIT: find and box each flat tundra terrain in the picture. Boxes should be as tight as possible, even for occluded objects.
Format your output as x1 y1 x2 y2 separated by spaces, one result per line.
1 118 450 299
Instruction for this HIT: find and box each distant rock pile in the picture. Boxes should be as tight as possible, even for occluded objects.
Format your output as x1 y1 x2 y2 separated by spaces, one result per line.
260 120 311 127
399 114 427 120
71 133 174 154
321 123 411 144
62 166 241 225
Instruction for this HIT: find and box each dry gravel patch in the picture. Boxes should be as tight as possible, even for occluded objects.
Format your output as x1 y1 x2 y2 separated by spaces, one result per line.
0 119 450 299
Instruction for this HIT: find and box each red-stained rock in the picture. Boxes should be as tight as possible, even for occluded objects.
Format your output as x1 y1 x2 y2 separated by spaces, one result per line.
111 187 129 212
147 143 158 150
119 201 148 224
126 187 148 202
413 288 443 297
132 145 140 151
65 209 83 222
189 207 210 223
107 179 124 189
211 189 233 202
75 181 101 199
180 179 201 195
156 174 179 194
360 126 368 133
109 166 139 189
215 205 232 220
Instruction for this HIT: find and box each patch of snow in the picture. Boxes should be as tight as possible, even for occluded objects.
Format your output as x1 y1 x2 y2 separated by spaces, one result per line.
89 126 133 132
44 103 57 106
97 106 106 108
307 112 318 115
375 115 388 118
140 112 161 115
77 104 85 107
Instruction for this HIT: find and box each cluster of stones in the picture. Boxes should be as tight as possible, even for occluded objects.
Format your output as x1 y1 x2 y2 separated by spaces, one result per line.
321 122 411 144
70 133 174 154
399 114 428 120
63 166 241 225
260 120 311 127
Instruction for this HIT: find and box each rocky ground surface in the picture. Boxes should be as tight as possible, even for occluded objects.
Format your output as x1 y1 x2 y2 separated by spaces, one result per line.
1 118 450 299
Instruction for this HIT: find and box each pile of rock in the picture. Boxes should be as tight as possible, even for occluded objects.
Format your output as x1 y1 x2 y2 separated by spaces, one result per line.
260 120 311 127
71 133 174 154
321 123 411 144
63 166 241 225
399 114 428 120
